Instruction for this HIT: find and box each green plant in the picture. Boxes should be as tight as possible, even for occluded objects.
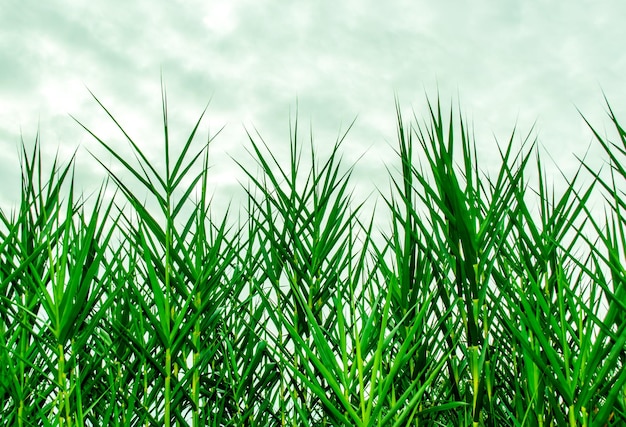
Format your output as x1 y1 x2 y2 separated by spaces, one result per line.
1 84 624 426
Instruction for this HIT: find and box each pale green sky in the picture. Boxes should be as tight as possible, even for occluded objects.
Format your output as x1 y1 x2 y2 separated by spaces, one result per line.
1 0 625 214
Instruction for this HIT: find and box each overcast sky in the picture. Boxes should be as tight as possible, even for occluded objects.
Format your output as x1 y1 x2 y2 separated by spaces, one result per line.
1 1 625 222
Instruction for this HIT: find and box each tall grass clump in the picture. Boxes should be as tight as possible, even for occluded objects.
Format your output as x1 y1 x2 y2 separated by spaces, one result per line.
1 83 625 426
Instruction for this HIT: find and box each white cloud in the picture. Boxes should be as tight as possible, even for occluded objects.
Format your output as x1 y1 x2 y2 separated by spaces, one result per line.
0 0 625 215
202 3 240 36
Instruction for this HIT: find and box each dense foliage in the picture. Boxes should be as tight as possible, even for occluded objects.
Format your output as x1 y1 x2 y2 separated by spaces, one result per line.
1 86 625 426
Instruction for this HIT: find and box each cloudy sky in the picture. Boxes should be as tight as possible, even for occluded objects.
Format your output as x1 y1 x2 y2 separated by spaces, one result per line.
1 1 625 220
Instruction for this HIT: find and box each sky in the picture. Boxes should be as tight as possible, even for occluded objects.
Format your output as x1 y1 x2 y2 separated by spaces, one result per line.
1 0 625 223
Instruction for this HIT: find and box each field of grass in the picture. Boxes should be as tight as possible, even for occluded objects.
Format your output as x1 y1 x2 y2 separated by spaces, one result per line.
1 85 625 426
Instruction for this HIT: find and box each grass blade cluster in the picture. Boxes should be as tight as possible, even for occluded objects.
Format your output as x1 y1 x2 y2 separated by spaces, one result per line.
1 87 625 426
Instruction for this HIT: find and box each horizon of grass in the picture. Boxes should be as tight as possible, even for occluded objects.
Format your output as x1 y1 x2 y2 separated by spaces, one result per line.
1 83 625 426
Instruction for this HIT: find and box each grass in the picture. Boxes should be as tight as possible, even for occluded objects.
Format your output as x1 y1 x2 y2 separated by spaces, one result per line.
1 82 625 426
